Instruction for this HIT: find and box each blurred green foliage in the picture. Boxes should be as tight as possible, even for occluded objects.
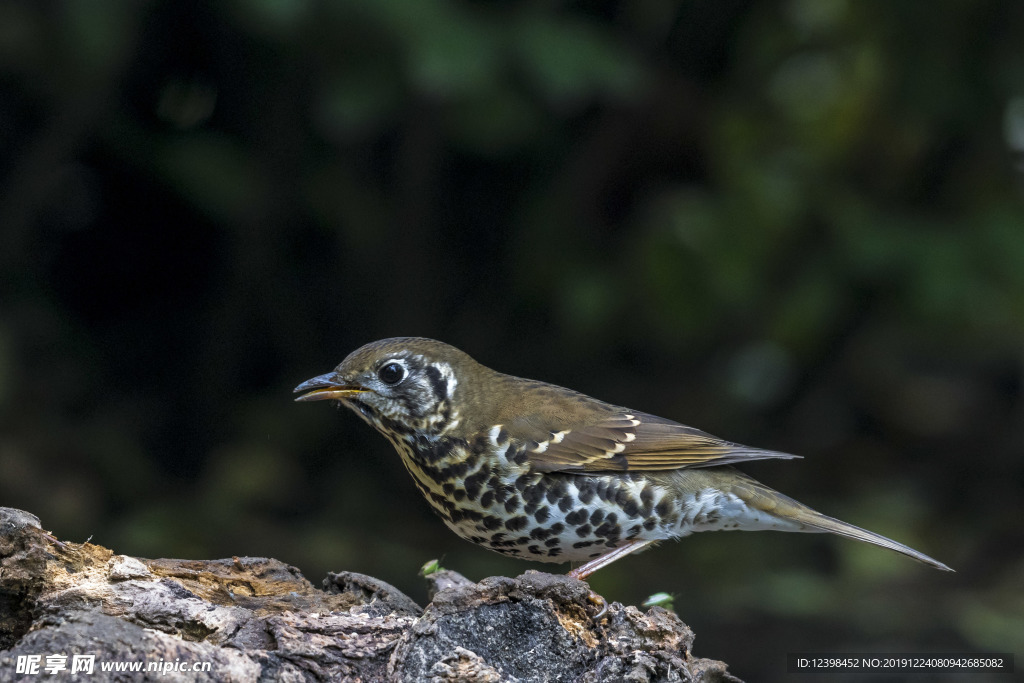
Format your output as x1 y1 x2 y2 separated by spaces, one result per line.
2 1 1023 679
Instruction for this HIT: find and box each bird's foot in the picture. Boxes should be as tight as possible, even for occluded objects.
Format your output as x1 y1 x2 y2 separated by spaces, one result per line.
586 590 608 620
567 567 609 620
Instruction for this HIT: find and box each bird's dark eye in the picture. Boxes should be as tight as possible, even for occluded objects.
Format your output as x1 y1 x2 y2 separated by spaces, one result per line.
377 362 405 385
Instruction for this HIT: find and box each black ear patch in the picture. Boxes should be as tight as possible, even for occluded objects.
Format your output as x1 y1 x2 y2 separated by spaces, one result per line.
424 365 448 401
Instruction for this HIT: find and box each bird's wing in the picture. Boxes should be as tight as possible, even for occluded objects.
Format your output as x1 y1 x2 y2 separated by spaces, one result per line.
510 411 799 473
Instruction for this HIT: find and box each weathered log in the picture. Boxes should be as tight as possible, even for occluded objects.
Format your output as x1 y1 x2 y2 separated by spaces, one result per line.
0 507 738 682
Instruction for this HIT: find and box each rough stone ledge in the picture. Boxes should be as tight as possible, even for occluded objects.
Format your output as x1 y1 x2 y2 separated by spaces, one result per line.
0 507 739 682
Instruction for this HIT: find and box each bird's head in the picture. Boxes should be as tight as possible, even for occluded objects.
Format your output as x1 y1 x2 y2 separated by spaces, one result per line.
294 337 476 437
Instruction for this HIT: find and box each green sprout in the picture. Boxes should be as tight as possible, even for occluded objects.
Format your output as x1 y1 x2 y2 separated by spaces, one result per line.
419 559 444 576
643 592 675 611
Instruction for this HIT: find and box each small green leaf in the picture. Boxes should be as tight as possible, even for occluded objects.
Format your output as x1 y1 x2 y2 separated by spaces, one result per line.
419 559 443 576
643 592 675 611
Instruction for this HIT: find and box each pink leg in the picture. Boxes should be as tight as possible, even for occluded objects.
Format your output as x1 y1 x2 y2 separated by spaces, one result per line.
568 539 654 580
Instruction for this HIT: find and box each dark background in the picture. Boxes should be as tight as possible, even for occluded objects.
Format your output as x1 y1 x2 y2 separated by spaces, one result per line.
2 1 1023 680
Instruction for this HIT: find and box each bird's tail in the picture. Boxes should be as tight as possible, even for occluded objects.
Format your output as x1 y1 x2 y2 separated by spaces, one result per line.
724 471 953 571
786 508 953 571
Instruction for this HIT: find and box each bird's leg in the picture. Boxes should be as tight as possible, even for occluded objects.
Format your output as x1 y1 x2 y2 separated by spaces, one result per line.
568 540 655 620
568 539 654 580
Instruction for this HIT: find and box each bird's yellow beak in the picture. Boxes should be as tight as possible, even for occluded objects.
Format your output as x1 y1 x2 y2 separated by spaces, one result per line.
293 372 368 402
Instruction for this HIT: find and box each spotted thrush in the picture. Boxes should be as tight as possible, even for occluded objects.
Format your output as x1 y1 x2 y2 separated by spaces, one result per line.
295 338 951 578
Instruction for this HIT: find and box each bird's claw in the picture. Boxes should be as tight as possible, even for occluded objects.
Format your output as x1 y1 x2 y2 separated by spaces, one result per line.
586 589 608 620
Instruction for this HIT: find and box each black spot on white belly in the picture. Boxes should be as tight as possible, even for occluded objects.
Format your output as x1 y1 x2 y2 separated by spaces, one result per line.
505 515 529 531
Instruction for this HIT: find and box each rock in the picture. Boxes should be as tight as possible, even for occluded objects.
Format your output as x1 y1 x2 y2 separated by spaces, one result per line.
325 571 423 617
0 507 739 682
423 568 475 600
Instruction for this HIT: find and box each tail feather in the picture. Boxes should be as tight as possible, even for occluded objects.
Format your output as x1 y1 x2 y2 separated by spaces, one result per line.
792 510 953 572
722 470 953 572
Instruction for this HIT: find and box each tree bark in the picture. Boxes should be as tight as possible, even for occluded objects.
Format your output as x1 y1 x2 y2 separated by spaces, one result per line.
0 507 739 682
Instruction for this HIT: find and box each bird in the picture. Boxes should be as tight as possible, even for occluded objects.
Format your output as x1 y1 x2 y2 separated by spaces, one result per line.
294 337 951 579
